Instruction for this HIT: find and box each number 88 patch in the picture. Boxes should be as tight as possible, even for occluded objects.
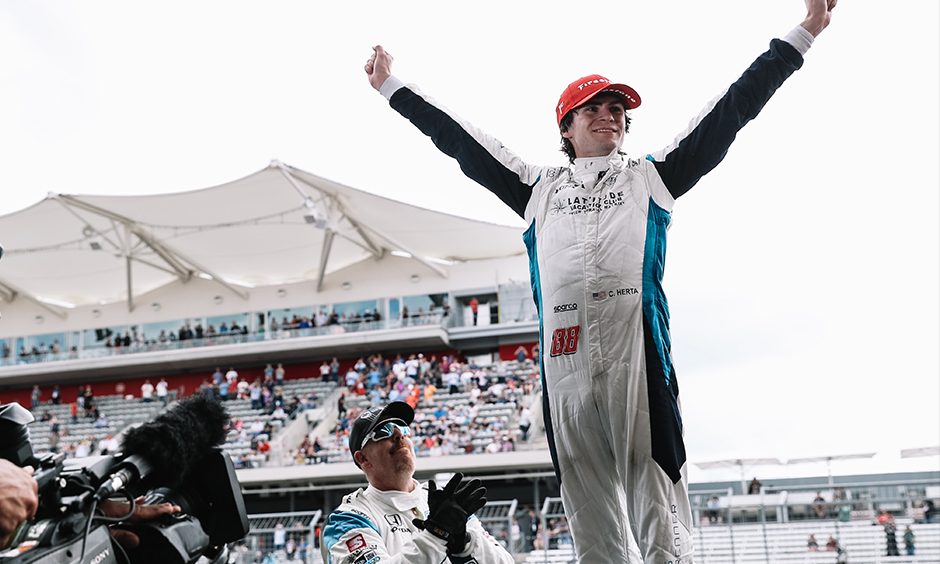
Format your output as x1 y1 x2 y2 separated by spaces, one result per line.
549 325 580 356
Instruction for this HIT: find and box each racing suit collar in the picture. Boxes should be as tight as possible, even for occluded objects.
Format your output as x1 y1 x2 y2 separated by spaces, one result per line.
571 149 624 184
363 478 426 512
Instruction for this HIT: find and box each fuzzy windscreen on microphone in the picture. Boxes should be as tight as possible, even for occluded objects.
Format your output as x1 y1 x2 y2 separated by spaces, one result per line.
121 394 229 487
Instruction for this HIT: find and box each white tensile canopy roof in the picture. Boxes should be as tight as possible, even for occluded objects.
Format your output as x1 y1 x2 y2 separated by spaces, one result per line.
0 161 525 315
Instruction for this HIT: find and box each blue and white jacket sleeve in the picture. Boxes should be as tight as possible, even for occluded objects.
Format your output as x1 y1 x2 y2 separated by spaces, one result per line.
380 76 543 220
647 26 814 201
322 510 447 564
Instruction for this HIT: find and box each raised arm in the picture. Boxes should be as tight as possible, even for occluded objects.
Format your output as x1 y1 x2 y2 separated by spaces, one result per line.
364 45 544 220
648 0 837 200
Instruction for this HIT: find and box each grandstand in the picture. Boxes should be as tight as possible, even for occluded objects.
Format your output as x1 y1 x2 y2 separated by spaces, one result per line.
1 168 937 563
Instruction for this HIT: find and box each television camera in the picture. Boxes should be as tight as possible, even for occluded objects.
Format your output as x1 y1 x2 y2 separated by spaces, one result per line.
0 395 249 564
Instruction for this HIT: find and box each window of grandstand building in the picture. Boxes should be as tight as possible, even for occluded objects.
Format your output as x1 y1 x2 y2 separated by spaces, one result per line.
15 332 67 358
401 293 449 326
452 292 498 327
82 326 129 349
498 282 539 323
332 299 381 326
267 306 316 334
141 318 203 345
206 312 252 337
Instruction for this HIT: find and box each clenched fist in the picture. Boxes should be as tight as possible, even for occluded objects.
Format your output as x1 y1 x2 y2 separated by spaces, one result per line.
365 45 394 91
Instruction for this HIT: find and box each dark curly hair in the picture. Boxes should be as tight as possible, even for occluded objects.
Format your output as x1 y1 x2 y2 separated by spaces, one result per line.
558 108 632 164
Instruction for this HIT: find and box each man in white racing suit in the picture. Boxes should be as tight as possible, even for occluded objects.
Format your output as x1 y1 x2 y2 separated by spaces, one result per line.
321 401 515 563
364 2 837 562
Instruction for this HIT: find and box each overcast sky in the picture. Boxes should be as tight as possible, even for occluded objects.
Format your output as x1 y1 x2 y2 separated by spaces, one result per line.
2 1 938 483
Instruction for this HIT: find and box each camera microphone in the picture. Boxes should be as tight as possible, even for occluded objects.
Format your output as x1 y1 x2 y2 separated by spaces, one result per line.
94 395 228 502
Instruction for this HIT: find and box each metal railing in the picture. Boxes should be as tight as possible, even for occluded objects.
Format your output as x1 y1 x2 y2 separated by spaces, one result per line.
230 510 322 564
1 316 443 368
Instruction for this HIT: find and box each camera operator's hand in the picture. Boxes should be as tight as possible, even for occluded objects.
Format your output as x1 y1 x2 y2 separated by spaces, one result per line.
99 496 181 549
0 460 38 547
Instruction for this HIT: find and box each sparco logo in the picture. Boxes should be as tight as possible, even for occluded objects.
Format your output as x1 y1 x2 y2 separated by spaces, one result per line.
90 548 110 564
553 303 578 313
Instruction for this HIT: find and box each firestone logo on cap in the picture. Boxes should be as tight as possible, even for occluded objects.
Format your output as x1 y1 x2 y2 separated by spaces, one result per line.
577 77 611 91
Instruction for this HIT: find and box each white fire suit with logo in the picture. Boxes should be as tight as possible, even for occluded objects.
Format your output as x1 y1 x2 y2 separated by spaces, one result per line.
378 28 813 563
321 479 515 564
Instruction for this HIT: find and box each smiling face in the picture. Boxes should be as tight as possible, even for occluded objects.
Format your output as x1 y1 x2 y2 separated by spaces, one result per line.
561 94 627 159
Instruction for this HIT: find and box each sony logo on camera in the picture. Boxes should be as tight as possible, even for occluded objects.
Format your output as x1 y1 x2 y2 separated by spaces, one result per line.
90 548 111 564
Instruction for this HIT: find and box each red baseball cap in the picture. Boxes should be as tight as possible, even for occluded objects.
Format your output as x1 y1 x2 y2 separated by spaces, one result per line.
556 74 641 126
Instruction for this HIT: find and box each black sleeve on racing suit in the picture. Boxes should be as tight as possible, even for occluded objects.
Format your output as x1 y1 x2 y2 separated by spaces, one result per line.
389 87 533 219
652 38 804 199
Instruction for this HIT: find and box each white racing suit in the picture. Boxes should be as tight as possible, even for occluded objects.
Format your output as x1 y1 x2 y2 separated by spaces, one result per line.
379 28 813 563
321 479 515 564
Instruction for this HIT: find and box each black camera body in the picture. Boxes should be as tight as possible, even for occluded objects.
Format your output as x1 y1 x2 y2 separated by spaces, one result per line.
0 400 249 564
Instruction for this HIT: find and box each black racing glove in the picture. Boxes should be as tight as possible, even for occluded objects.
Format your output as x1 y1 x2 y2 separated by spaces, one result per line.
446 477 487 555
412 474 468 545
413 472 486 554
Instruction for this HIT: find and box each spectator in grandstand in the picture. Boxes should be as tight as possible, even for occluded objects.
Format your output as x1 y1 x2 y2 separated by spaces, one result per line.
514 345 528 363
285 536 297 560
156 377 169 405
225 367 239 386
344 366 359 389
273 522 286 551
925 499 938 523
94 412 109 428
330 357 340 382
248 379 262 410
99 433 119 455
903 524 915 555
518 405 532 441
50 385 60 405
81 385 95 417
706 496 721 524
807 534 819 551
812 491 827 518
29 385 41 409
264 363 274 381
140 379 154 402
321 401 513 563
884 516 900 556
212 367 223 385
275 363 286 384
825 535 839 551
235 377 248 400
468 297 479 326
748 477 762 494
